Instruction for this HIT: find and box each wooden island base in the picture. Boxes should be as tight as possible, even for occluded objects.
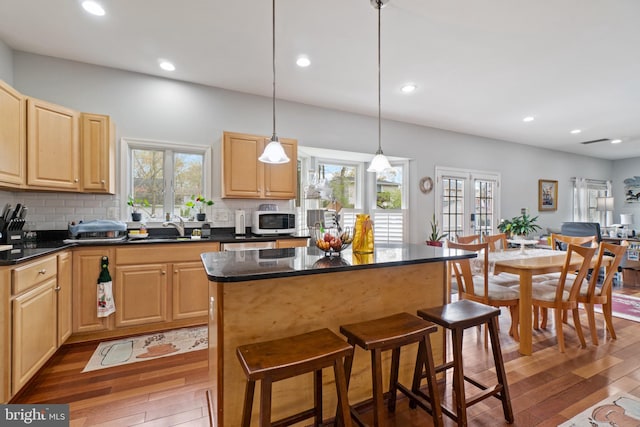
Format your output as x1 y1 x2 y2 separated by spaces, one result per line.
208 261 447 427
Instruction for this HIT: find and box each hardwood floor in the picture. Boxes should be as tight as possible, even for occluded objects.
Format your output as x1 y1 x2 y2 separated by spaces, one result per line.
12 287 640 426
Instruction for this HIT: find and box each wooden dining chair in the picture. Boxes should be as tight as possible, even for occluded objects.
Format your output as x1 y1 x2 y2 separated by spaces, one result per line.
577 241 628 345
550 233 597 250
516 243 597 352
456 234 481 244
446 241 520 341
483 233 508 252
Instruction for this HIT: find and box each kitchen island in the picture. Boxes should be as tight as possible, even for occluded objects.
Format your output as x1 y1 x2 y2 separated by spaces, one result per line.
201 243 474 427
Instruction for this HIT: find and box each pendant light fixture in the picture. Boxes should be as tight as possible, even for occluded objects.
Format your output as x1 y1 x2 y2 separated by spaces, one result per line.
259 0 290 164
367 0 392 173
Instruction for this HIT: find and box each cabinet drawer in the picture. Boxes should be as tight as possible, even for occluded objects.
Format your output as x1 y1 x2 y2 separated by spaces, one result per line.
12 256 57 294
115 242 219 265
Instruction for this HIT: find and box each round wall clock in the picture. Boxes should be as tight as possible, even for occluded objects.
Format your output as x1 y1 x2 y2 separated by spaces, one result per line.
419 176 433 194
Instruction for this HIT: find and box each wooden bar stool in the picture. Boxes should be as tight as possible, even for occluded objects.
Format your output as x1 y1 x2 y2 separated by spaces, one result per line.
339 312 443 427
415 299 513 426
236 328 353 427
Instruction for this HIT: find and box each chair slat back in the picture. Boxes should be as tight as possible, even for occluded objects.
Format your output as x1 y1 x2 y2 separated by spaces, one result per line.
483 233 508 252
559 244 597 301
456 234 481 244
447 240 489 300
550 233 597 251
584 241 629 298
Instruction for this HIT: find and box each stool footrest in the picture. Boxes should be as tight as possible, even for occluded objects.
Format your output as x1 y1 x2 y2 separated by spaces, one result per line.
465 384 505 408
395 383 438 417
271 407 318 427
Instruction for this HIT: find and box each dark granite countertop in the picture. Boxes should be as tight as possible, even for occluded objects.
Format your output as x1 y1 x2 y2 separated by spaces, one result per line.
200 243 476 282
0 229 310 266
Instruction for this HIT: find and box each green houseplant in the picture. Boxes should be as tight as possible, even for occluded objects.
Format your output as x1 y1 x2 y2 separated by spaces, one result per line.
185 195 214 221
426 213 448 247
127 196 150 221
497 213 541 238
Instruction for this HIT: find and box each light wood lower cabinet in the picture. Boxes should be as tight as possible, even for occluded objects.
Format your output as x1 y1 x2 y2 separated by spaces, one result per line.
276 238 308 248
70 242 219 342
72 248 114 333
10 253 63 396
172 261 210 320
57 251 72 344
114 264 168 327
12 278 57 394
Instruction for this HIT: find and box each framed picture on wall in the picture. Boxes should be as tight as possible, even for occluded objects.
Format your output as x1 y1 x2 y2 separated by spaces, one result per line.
539 179 558 211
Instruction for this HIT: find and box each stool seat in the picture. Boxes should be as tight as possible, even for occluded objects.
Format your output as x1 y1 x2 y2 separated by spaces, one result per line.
340 312 443 427
417 299 500 330
415 300 514 426
237 328 353 427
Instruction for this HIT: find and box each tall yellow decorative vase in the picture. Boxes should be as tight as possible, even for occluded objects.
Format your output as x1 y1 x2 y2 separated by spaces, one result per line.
352 214 374 254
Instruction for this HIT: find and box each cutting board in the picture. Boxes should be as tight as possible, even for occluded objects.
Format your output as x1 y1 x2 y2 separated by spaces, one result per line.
0 245 13 251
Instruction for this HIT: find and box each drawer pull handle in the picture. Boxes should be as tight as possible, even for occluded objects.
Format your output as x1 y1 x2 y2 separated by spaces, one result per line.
38 269 46 274
54 287 61 292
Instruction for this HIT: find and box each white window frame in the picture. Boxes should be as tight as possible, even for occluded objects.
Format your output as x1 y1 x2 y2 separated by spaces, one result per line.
119 137 212 221
369 159 409 243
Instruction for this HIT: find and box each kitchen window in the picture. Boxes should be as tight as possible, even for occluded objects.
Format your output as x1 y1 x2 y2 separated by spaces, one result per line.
120 138 212 221
298 146 408 243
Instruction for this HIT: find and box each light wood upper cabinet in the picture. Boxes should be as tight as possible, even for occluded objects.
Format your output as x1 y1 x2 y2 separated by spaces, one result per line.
81 113 115 194
222 131 297 199
27 97 80 191
0 80 26 189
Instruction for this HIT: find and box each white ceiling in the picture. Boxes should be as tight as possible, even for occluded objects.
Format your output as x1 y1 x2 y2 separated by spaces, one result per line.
1 0 639 160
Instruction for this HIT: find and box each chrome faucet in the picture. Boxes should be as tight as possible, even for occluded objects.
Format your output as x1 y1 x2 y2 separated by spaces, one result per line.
163 216 185 237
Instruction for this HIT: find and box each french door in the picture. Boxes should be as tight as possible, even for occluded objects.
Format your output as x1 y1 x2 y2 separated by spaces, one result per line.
435 166 501 240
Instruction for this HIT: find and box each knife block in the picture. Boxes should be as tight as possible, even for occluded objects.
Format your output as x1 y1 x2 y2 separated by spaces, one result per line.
2 230 23 245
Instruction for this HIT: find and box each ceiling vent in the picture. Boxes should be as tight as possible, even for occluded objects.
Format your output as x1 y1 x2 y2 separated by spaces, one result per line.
580 138 610 145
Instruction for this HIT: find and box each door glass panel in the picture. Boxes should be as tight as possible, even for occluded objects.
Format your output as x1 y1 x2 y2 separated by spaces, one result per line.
442 177 464 237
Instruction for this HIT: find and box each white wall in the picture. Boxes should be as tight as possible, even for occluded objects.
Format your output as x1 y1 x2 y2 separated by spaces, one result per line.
0 39 13 84
1 50 621 241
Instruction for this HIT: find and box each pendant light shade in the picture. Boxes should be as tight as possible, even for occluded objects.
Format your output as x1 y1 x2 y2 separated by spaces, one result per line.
366 0 391 173
259 0 290 164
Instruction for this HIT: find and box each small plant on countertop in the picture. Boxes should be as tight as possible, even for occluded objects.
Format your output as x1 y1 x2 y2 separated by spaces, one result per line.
185 194 214 214
127 195 150 213
427 213 448 246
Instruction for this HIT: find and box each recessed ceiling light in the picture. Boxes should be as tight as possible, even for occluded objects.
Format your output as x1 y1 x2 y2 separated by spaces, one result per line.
296 56 310 67
522 116 535 122
570 129 582 134
611 139 622 144
401 84 417 93
81 0 105 16
159 60 175 71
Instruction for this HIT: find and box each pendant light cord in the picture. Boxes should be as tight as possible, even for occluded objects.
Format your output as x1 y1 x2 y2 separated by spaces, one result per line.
377 0 382 154
272 0 277 139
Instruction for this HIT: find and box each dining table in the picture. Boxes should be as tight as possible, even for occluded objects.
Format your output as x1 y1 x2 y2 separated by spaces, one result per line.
492 248 612 355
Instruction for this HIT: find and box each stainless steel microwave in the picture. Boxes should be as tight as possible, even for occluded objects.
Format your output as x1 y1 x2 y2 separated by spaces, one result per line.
251 211 296 235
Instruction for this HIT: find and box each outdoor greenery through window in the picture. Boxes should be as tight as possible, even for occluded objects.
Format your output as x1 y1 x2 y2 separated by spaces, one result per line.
123 138 211 221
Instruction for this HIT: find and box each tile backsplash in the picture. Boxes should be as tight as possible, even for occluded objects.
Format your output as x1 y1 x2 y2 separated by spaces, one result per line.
0 190 292 231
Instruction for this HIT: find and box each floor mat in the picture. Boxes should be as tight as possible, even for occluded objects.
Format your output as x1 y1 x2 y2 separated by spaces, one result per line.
82 326 207 372
594 293 640 322
559 392 640 426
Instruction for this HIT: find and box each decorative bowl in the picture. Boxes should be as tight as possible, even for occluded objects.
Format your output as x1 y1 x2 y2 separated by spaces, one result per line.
313 227 353 256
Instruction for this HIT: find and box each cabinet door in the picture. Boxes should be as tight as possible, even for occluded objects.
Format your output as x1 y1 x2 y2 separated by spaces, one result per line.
57 251 72 345
81 113 115 194
222 132 263 198
72 248 113 333
172 261 208 320
27 97 80 191
115 264 168 327
276 238 308 248
0 80 26 188
12 278 57 394
264 137 297 199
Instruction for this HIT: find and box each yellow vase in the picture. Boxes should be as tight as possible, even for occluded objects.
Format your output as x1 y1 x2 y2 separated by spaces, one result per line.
352 214 374 254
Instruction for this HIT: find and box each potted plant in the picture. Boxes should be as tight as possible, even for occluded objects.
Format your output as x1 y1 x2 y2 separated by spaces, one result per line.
497 213 541 238
185 195 214 221
426 213 448 247
127 196 150 221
